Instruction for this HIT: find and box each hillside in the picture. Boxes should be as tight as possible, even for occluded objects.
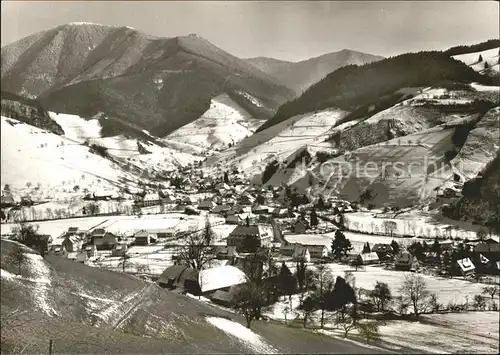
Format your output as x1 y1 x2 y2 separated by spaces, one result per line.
257 51 497 133
0 239 384 354
166 93 265 150
206 108 349 179
0 113 201 194
1 23 295 137
0 91 63 135
452 47 500 76
246 50 384 95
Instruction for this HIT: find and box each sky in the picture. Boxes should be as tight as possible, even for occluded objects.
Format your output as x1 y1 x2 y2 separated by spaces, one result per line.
1 1 499 62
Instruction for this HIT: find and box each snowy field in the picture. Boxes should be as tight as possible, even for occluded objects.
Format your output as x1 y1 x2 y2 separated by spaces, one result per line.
1 213 227 238
342 212 496 240
207 108 349 176
377 311 499 354
167 93 265 150
452 47 500 74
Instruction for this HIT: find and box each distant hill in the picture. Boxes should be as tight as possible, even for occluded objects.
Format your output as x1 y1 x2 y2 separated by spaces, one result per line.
246 49 384 95
0 91 64 135
1 23 295 137
257 51 498 133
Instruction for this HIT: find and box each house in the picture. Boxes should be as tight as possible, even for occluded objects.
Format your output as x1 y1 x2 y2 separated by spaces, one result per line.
91 230 118 250
67 227 83 235
293 219 309 234
272 208 289 218
184 206 200 215
84 244 98 258
134 230 157 246
216 182 231 191
51 244 67 256
438 239 454 250
148 228 176 239
143 193 161 206
226 225 272 250
228 205 251 215
474 241 500 260
457 258 475 277
252 205 270 214
239 194 256 206
112 243 128 257
292 245 311 262
212 204 231 215
62 235 83 253
211 284 242 306
215 246 239 262
280 243 297 257
307 244 329 259
161 194 176 204
395 251 419 271
357 252 380 265
371 244 394 260
157 265 200 293
225 214 243 225
198 266 247 294
198 200 217 211
157 265 247 296
183 196 198 205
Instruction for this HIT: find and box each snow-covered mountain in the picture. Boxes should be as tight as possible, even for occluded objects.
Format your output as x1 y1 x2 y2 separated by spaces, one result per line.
206 43 500 210
1 23 295 137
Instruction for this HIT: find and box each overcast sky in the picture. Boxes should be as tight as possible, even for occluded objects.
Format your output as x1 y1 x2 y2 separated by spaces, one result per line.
1 1 499 62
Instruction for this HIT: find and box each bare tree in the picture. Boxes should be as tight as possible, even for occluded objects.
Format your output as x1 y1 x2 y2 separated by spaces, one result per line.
86 202 100 216
370 282 392 313
297 296 317 328
119 254 132 273
357 321 381 344
382 221 397 237
398 274 431 318
473 294 487 310
482 286 498 299
315 264 334 328
339 303 358 338
7 244 28 276
233 281 266 329
177 229 213 270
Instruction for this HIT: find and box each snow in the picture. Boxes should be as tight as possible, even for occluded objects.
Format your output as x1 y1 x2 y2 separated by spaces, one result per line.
167 93 263 150
0 268 16 280
452 47 500 74
205 316 278 353
469 82 500 92
199 266 247 293
1 116 135 191
209 108 348 177
237 91 263 108
378 312 499 354
25 253 57 316
342 212 496 241
50 112 102 142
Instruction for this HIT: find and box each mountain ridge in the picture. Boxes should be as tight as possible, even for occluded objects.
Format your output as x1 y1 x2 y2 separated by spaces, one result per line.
1 23 295 137
245 49 384 94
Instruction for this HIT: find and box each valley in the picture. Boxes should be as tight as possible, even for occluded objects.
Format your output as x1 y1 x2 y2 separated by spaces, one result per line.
1 11 499 355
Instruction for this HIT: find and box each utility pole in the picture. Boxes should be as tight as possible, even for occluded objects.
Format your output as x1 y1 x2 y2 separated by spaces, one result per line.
48 339 53 355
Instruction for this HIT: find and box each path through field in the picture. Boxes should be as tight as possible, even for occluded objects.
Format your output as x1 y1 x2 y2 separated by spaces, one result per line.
95 283 157 329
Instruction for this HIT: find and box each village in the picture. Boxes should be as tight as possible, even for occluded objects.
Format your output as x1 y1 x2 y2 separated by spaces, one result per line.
1 165 499 348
